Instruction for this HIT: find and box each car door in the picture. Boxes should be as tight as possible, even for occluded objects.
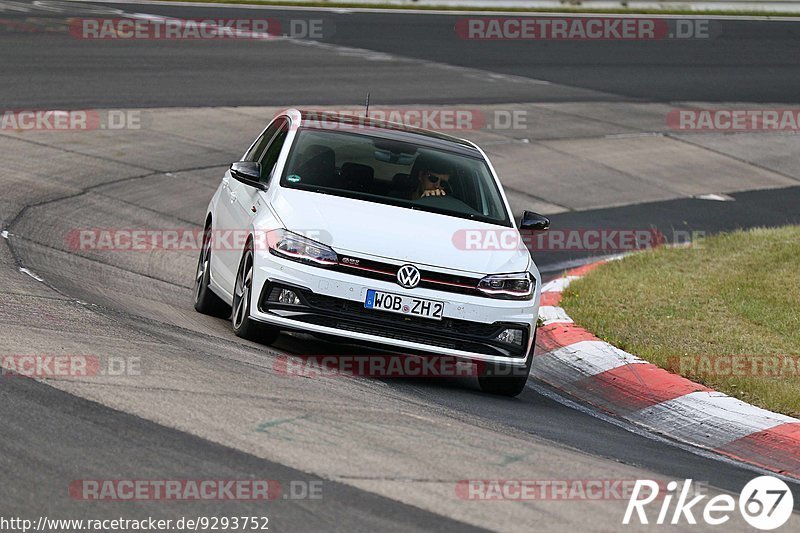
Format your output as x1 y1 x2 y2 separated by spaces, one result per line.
213 118 287 295
229 117 291 260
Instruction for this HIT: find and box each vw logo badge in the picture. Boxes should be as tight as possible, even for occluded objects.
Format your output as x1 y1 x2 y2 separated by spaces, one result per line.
396 264 421 289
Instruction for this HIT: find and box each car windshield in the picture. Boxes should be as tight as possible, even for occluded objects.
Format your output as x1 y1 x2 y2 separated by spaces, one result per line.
279 128 512 226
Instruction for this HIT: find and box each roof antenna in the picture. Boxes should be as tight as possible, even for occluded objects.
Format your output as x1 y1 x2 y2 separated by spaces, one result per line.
364 92 370 118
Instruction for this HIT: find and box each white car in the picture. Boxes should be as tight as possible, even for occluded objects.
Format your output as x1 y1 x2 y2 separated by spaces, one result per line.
195 109 549 396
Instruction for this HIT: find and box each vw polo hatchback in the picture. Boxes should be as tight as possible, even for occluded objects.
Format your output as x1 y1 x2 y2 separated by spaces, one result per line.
195 109 549 396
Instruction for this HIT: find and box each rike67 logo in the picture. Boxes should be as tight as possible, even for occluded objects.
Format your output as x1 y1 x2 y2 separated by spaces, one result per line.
624 477 794 530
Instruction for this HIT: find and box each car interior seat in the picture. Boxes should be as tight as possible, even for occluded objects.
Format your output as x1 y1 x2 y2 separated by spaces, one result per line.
294 144 336 186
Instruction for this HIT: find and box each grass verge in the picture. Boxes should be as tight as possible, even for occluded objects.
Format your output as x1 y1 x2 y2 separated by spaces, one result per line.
151 0 800 17
560 226 800 418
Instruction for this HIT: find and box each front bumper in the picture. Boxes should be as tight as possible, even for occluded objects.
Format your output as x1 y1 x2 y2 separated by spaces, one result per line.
249 254 539 366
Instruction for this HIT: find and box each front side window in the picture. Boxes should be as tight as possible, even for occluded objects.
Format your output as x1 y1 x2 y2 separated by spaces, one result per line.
244 120 281 162
259 119 290 182
280 129 511 226
243 118 291 183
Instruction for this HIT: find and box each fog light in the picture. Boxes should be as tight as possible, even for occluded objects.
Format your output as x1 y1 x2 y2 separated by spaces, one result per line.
495 328 524 346
277 288 301 305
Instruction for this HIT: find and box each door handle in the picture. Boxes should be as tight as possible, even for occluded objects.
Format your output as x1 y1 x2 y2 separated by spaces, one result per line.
230 192 237 203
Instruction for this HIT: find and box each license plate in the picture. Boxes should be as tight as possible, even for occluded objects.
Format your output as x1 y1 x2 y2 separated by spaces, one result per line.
364 289 444 321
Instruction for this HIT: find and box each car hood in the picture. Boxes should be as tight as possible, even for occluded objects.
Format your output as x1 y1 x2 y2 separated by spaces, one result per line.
269 187 530 275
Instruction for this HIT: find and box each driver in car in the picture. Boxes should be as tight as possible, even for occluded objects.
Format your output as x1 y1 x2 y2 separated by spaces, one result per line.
412 159 453 199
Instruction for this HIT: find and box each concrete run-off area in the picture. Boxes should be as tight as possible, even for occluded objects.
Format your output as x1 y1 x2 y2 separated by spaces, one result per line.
2 102 799 218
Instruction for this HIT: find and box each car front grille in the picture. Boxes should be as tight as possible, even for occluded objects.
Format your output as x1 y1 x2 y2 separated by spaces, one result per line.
301 291 500 337
333 254 483 296
259 284 528 358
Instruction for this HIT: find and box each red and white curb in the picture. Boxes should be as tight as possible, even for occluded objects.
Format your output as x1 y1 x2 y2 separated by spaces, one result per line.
533 261 800 480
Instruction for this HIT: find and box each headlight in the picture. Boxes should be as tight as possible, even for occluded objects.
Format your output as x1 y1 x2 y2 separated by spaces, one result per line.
477 272 534 300
268 229 338 266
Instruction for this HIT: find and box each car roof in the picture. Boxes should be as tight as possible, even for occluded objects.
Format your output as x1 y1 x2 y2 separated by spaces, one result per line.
293 109 483 157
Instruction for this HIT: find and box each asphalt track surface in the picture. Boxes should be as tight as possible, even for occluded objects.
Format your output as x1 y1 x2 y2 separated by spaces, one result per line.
2 1 800 531
2 1 800 107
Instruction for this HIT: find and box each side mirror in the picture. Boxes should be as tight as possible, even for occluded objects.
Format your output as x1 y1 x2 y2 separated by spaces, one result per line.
519 210 550 231
230 161 265 190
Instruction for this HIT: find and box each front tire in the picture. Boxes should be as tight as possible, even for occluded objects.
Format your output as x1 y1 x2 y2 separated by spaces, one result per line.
231 243 279 345
478 333 535 397
194 223 228 317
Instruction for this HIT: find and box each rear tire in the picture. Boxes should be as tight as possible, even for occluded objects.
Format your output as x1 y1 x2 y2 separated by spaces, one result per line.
231 242 280 345
194 223 228 317
478 332 535 397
